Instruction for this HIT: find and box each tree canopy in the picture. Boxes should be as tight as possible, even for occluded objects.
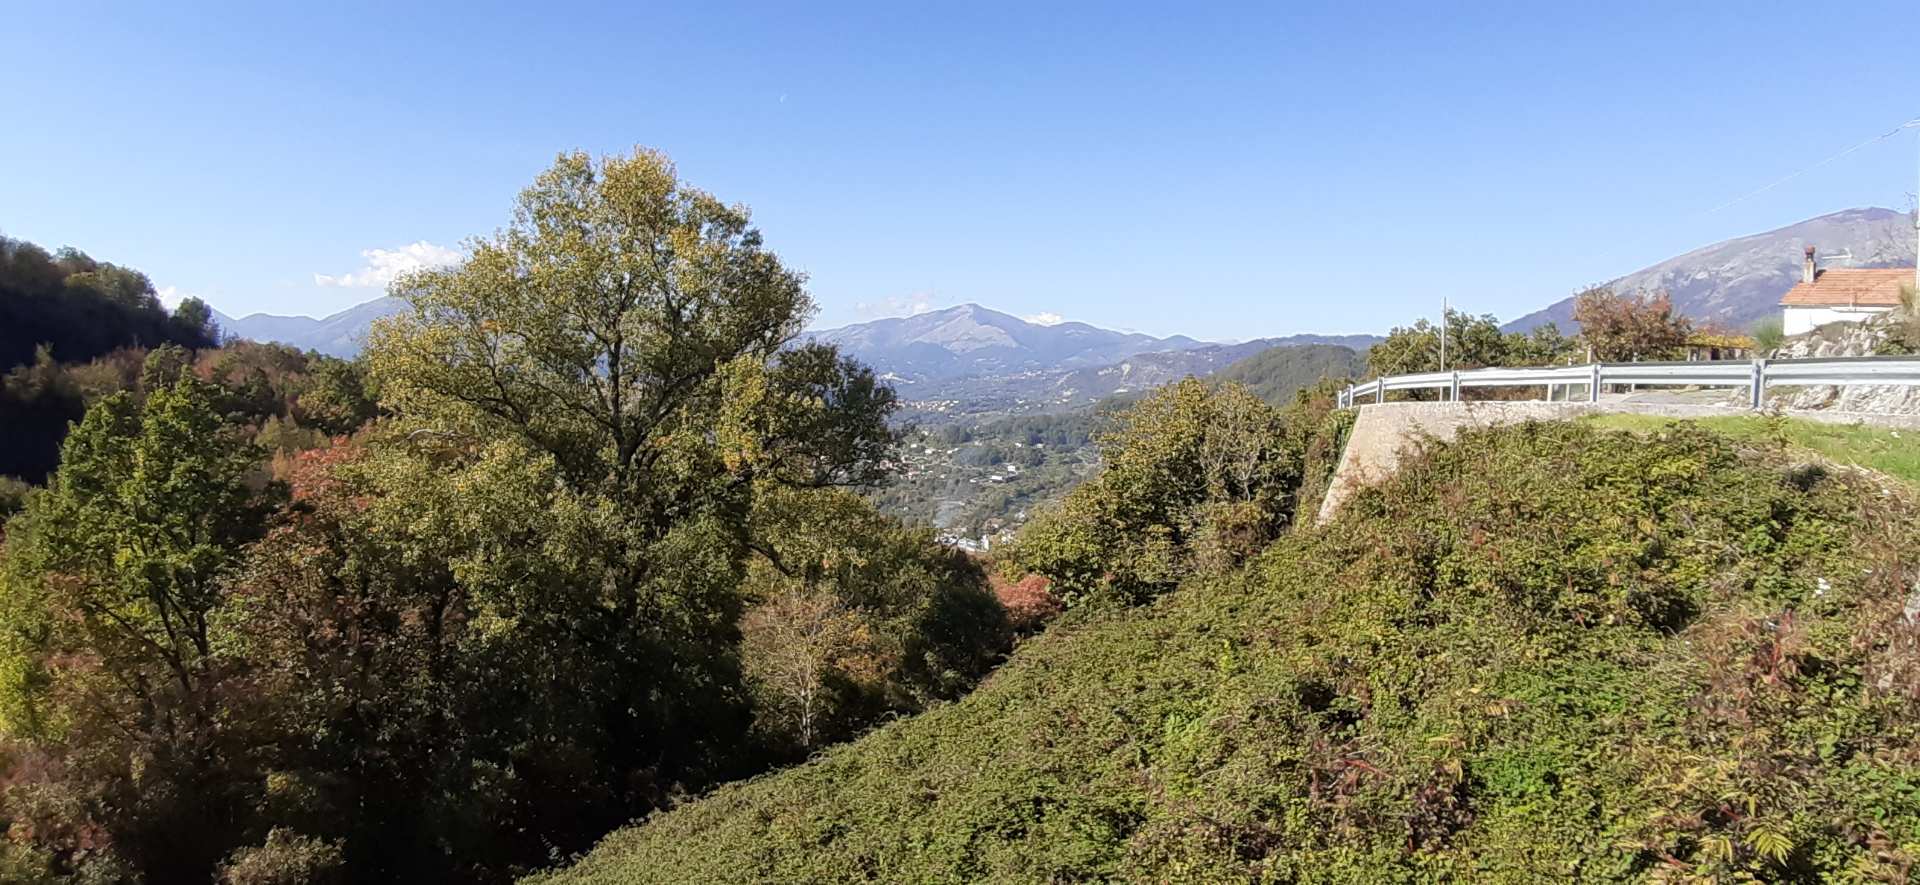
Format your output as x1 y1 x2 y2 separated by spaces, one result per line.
1011 378 1340 604
0 236 217 371
0 148 1009 882
1570 287 1692 362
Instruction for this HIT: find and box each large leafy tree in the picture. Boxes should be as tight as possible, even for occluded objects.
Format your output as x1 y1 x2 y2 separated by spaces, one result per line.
1571 287 1692 361
0 378 280 879
0 148 991 883
362 147 901 847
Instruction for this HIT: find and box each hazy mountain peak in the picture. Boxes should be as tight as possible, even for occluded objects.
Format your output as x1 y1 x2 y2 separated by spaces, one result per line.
802 305 1212 382
1505 207 1917 333
213 296 407 357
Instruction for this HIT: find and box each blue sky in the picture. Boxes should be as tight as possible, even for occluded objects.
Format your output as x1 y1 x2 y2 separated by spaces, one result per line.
3 2 1916 340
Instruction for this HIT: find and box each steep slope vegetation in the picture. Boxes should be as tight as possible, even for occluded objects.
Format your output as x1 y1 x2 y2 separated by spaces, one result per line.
1212 343 1366 405
537 421 1920 883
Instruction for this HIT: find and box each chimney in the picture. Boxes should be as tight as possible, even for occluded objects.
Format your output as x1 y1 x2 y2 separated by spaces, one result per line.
1803 245 1817 284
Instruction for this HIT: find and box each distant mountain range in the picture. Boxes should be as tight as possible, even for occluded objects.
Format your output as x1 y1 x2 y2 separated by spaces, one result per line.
801 303 1201 382
1504 207 1916 334
803 303 1376 383
794 304 1379 422
208 297 1378 421
206 207 1912 396
213 297 406 357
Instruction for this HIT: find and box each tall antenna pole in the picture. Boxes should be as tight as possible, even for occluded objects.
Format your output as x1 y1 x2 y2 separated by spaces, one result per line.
1439 297 1448 373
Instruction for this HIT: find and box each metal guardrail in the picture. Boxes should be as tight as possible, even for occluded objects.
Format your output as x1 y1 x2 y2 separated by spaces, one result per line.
1337 356 1920 410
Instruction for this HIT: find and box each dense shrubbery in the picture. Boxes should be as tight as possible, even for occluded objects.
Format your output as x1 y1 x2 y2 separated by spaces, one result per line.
0 150 1009 882
539 420 1920 883
1010 378 1344 605
0 334 373 487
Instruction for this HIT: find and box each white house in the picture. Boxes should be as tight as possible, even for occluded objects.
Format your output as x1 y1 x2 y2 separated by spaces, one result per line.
1780 245 1912 335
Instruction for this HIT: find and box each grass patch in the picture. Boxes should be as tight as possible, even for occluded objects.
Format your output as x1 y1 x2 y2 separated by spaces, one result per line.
1582 413 1920 485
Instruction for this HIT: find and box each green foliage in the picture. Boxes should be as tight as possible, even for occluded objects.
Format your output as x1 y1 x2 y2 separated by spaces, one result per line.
217 829 345 885
1750 315 1786 354
0 236 224 482
0 476 29 520
1209 343 1366 405
0 235 218 372
360 148 905 813
1282 379 1356 524
1011 379 1302 604
1367 309 1575 398
0 378 282 878
1584 412 1920 486
0 335 372 485
0 148 1014 884
291 356 378 435
743 486 1009 753
537 421 1920 884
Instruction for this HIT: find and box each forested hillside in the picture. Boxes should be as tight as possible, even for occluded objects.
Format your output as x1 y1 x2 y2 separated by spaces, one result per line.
0 237 223 486
543 417 1920 882
1210 343 1365 404
0 150 1012 883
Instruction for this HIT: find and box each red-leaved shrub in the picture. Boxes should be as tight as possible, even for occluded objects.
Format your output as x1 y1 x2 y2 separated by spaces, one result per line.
992 574 1062 633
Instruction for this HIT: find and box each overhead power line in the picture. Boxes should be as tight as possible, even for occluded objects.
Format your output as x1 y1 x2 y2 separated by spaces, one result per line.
1703 116 1920 215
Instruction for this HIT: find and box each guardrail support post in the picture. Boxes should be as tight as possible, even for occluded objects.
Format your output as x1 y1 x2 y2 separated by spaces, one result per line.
1449 371 1460 402
1749 359 1766 410
1588 364 1600 402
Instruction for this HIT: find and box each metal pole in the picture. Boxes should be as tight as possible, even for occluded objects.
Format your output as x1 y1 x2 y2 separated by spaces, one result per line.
1588 364 1601 402
1439 297 1448 372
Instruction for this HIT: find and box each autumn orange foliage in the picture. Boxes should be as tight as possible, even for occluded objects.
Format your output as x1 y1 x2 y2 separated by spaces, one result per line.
991 573 1062 633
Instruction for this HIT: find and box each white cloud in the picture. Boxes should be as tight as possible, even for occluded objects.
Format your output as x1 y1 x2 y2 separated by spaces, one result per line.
315 241 461 289
1023 312 1065 326
855 292 938 319
156 285 193 309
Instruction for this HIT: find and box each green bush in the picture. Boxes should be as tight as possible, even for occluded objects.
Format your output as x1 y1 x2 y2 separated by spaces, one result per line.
1010 379 1302 605
217 829 345 885
535 421 1920 883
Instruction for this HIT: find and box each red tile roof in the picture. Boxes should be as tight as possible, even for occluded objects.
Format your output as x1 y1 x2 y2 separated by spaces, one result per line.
1778 268 1913 307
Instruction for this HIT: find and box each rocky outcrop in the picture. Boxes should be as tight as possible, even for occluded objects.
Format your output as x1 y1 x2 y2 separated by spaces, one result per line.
1775 314 1920 414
